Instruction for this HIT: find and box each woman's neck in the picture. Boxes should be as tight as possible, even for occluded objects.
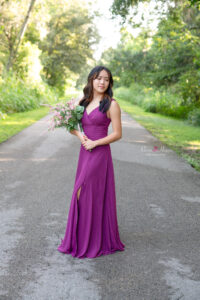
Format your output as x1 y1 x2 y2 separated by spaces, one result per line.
92 93 104 103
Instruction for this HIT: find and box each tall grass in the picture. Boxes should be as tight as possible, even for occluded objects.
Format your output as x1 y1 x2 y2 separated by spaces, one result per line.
114 83 199 126
0 74 58 115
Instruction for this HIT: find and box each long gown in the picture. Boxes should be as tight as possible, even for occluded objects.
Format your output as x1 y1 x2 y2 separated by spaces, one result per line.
57 98 125 258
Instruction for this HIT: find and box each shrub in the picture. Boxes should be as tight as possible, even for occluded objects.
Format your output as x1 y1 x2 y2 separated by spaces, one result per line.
0 73 58 113
178 70 200 105
187 108 200 127
114 82 195 120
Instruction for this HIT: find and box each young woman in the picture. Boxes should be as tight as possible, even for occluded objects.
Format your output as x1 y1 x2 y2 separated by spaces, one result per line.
57 65 125 258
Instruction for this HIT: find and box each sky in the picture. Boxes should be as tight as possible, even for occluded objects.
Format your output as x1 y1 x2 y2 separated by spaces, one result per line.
88 0 122 60
86 0 163 60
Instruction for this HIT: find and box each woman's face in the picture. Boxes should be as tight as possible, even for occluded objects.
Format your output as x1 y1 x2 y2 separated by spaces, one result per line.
93 69 110 95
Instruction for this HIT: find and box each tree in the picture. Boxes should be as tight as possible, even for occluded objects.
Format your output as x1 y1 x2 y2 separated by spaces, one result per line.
110 0 200 21
39 2 100 92
105 1 200 103
6 0 37 71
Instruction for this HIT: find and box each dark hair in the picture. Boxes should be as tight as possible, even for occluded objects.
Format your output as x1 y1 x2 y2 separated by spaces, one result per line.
79 65 114 113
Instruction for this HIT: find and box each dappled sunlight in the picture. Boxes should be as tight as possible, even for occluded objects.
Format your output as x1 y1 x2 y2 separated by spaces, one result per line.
161 129 170 132
133 140 147 143
188 140 200 146
0 158 15 161
122 120 141 128
184 141 200 151
0 158 57 162
184 146 200 151
122 138 147 144
1 120 36 125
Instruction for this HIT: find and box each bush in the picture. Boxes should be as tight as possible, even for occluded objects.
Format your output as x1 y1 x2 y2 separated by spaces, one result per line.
113 86 135 103
177 70 200 105
0 73 58 113
141 97 157 113
114 82 195 120
187 108 200 127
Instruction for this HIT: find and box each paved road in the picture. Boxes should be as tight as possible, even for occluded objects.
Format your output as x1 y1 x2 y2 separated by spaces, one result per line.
0 109 200 300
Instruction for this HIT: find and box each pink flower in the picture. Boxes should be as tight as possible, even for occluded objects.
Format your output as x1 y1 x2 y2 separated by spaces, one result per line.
67 98 76 110
66 111 72 118
65 115 71 121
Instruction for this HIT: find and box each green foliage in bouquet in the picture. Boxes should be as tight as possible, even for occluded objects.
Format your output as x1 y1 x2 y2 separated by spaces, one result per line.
66 105 84 132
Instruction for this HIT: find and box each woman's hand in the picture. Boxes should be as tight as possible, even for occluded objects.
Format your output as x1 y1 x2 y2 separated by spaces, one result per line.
82 135 98 151
79 133 87 144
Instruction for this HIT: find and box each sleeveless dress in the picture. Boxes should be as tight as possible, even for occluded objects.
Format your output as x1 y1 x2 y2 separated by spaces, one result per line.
57 98 125 258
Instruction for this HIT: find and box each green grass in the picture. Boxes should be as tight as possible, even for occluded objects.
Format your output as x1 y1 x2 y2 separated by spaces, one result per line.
0 91 81 144
0 106 50 143
117 98 200 173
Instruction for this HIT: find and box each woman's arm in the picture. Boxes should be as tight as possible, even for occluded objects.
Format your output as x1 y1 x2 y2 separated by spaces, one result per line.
95 100 122 147
70 129 82 140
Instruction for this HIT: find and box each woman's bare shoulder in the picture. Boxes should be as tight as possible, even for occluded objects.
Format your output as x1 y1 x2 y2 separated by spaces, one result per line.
110 98 120 109
107 98 120 118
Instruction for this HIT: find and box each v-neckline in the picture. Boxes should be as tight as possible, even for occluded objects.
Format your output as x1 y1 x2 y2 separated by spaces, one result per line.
85 104 100 116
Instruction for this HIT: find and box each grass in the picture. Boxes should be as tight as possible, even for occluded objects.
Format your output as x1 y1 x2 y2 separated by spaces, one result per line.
0 91 81 144
0 106 50 143
117 98 200 173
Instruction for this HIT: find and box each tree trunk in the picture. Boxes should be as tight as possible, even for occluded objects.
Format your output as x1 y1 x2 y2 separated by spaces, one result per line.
6 0 37 72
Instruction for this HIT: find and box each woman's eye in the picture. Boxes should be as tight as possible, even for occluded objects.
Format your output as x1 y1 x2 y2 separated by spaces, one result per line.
97 77 109 81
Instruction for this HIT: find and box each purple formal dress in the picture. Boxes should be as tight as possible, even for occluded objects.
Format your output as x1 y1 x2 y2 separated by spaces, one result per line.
57 98 125 258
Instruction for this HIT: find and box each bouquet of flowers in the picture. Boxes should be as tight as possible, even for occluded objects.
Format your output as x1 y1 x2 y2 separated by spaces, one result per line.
42 98 92 152
43 98 84 132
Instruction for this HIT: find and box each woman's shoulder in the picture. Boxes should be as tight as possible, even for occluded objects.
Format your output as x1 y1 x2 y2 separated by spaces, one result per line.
110 98 121 111
111 98 119 104
110 98 119 106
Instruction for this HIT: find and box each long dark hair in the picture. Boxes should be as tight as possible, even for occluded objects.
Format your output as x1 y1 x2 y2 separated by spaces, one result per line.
79 65 114 113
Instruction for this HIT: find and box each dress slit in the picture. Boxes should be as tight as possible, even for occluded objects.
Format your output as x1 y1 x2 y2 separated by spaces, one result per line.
75 182 84 255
